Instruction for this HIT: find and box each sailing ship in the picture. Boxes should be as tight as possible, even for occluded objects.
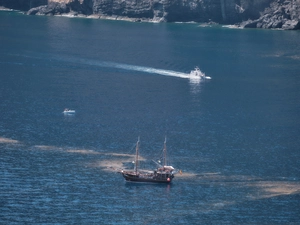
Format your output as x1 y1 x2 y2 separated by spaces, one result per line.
120 137 175 183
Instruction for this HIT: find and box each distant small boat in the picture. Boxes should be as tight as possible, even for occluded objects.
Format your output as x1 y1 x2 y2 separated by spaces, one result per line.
120 137 175 183
189 66 211 80
63 108 75 114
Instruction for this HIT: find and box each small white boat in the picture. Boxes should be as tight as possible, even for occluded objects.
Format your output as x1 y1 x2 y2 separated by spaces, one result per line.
189 67 211 80
63 108 76 114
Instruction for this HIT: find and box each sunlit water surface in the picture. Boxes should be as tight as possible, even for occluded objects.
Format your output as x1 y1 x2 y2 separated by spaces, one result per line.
0 11 300 224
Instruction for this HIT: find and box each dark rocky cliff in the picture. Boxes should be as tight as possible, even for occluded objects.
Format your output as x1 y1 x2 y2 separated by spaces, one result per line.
1 0 300 30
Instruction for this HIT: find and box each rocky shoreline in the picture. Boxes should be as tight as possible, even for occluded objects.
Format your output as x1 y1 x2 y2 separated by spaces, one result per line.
1 0 300 30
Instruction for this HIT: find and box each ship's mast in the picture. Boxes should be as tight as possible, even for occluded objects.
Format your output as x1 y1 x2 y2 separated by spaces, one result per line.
134 137 140 174
163 136 167 166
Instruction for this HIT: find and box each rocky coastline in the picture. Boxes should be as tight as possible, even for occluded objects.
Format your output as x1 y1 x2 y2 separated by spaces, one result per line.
1 0 299 30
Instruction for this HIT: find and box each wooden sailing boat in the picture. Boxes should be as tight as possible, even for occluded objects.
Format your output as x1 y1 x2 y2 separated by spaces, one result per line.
120 137 175 183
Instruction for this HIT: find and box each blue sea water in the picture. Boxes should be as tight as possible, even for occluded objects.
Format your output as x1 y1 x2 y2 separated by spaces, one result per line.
0 11 300 224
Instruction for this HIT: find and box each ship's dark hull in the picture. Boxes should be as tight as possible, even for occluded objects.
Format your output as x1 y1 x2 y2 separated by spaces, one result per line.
120 137 175 184
122 172 173 184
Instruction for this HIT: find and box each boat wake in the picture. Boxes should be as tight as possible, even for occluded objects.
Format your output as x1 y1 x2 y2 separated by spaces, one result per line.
80 58 211 82
72 57 190 79
114 63 189 79
71 57 211 82
13 53 210 82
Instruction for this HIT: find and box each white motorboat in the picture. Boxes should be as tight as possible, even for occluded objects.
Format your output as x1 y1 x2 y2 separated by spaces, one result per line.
63 108 76 114
189 67 211 81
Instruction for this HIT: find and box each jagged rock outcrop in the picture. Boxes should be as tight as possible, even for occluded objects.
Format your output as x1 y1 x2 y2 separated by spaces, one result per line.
241 0 300 30
27 2 69 15
1 0 300 30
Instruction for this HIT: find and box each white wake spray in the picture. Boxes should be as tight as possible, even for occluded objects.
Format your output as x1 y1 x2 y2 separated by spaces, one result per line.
18 53 210 81
76 58 190 79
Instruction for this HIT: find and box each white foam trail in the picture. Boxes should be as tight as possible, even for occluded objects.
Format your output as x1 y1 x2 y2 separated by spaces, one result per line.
16 53 207 80
77 58 190 79
114 63 189 79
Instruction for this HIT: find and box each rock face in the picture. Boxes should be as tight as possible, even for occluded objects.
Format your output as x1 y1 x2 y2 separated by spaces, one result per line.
1 0 300 30
241 0 300 30
27 2 70 16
